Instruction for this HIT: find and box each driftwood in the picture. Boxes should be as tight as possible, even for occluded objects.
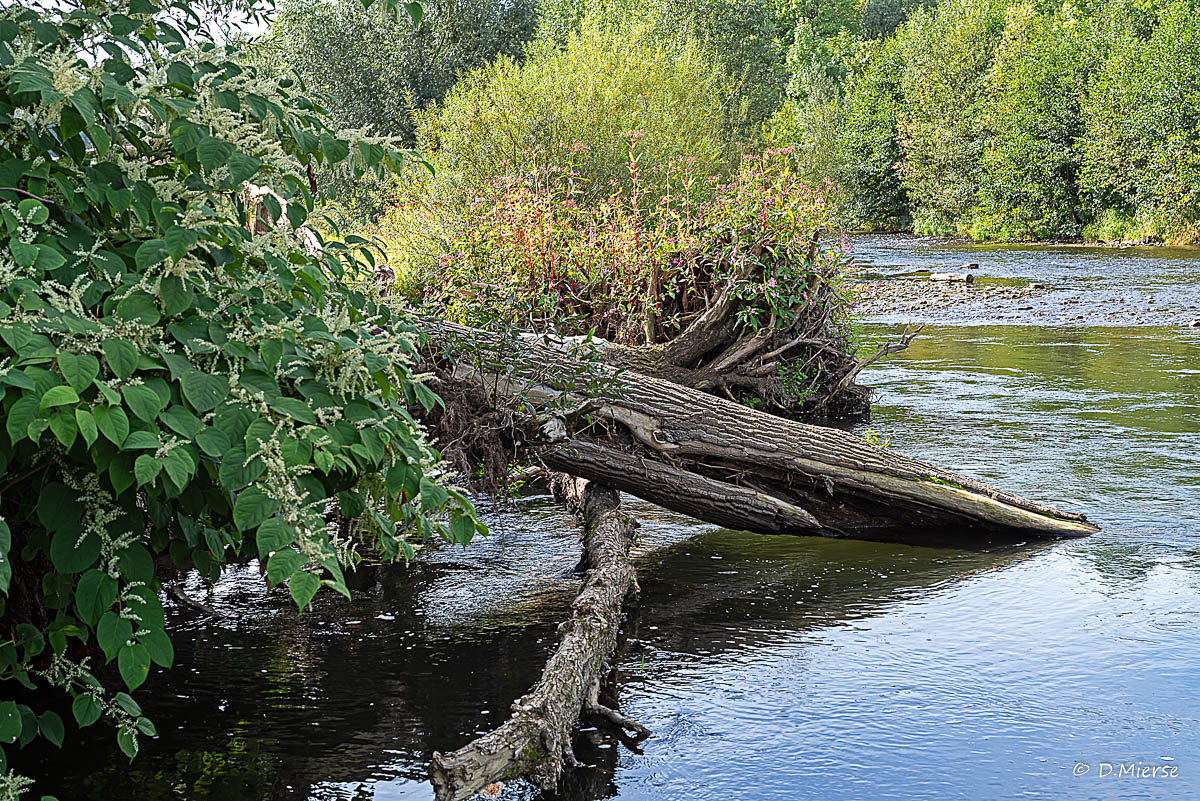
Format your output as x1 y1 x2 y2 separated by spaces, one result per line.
428 476 645 801
428 321 1097 540
930 272 975 283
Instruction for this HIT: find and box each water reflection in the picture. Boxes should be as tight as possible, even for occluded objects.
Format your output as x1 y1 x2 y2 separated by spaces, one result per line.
22 246 1200 800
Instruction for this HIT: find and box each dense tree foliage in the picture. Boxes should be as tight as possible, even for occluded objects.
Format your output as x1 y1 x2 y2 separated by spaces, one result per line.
0 0 478 792
770 0 1200 241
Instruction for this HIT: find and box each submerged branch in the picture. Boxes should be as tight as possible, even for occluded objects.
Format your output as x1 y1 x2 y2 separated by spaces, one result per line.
428 477 643 800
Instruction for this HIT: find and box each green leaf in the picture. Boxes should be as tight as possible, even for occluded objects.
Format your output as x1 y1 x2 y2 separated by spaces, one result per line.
134 454 161 487
50 529 100 573
72 694 102 728
404 0 424 26
228 150 261 184
117 728 138 759
102 339 138 380
115 292 160 326
160 405 202 438
319 134 349 164
118 643 150 690
133 239 169 271
17 198 49 225
289 570 320 609
180 370 229 412
451 514 475 546
233 488 277 531
5 396 38 444
255 517 296 555
48 411 77 448
0 702 20 743
266 548 304 584
39 385 79 410
162 448 193 487
98 612 133 662
160 275 193 316
163 226 198 261
269 396 316 424
121 384 163 422
195 427 230 457
74 568 118 625
197 136 234 170
9 239 36 268
38 483 83 532
93 404 130 445
420 476 449 512
218 445 264 491
38 711 64 747
75 408 98 447
141 627 174 668
57 352 100 393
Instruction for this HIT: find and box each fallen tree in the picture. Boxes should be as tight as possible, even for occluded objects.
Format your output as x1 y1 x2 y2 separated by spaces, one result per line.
429 476 646 801
425 321 1098 541
418 319 1095 799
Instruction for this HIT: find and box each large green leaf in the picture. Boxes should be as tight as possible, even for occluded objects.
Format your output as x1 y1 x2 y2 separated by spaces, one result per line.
56 352 100 392
233 488 277 531
93 404 130 445
102 338 138 380
97 611 133 663
71 695 102 728
289 570 320 609
74 569 119 625
180 370 229 412
122 384 163 422
49 528 100 573
118 643 150 691
266 548 304 584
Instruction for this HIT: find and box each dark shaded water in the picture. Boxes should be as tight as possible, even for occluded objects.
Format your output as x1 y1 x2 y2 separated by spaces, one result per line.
23 240 1200 800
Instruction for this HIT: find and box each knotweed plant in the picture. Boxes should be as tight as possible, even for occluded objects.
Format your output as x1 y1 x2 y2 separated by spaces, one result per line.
0 0 480 788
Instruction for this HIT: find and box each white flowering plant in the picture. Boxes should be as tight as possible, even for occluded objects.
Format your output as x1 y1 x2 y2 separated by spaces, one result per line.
0 0 480 788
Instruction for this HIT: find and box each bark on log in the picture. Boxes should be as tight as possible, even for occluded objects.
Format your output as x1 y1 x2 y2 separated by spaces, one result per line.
427 322 1098 539
930 272 975 283
428 477 643 801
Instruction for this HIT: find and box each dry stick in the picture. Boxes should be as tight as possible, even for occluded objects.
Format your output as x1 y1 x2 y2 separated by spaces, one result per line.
428 477 645 801
826 324 924 404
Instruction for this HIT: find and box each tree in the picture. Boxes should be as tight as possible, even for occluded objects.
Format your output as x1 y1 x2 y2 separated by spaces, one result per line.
894 0 1010 234
972 2 1095 239
1081 0 1200 240
0 0 478 791
265 0 539 141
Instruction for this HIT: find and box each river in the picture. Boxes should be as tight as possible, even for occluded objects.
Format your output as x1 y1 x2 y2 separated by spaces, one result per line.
26 236 1200 800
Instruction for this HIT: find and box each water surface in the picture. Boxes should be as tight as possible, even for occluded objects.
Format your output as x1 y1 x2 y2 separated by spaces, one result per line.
24 239 1200 801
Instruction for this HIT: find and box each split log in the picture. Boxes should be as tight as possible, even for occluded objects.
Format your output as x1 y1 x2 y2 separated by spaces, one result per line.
428 477 645 801
426 322 1098 539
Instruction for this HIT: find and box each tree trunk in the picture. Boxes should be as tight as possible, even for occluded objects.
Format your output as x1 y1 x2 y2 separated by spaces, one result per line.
426 321 1097 540
428 477 645 801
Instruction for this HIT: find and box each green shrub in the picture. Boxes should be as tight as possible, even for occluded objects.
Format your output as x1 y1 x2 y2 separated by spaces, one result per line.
0 0 478 785
1081 0 1200 239
415 14 740 203
893 0 1009 234
972 2 1094 240
538 0 789 135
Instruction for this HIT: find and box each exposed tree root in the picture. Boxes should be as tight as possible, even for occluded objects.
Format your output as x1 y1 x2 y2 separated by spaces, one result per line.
428 477 644 801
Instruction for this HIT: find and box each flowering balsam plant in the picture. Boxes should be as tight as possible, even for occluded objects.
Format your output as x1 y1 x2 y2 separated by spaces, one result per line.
0 0 480 790
414 143 854 345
